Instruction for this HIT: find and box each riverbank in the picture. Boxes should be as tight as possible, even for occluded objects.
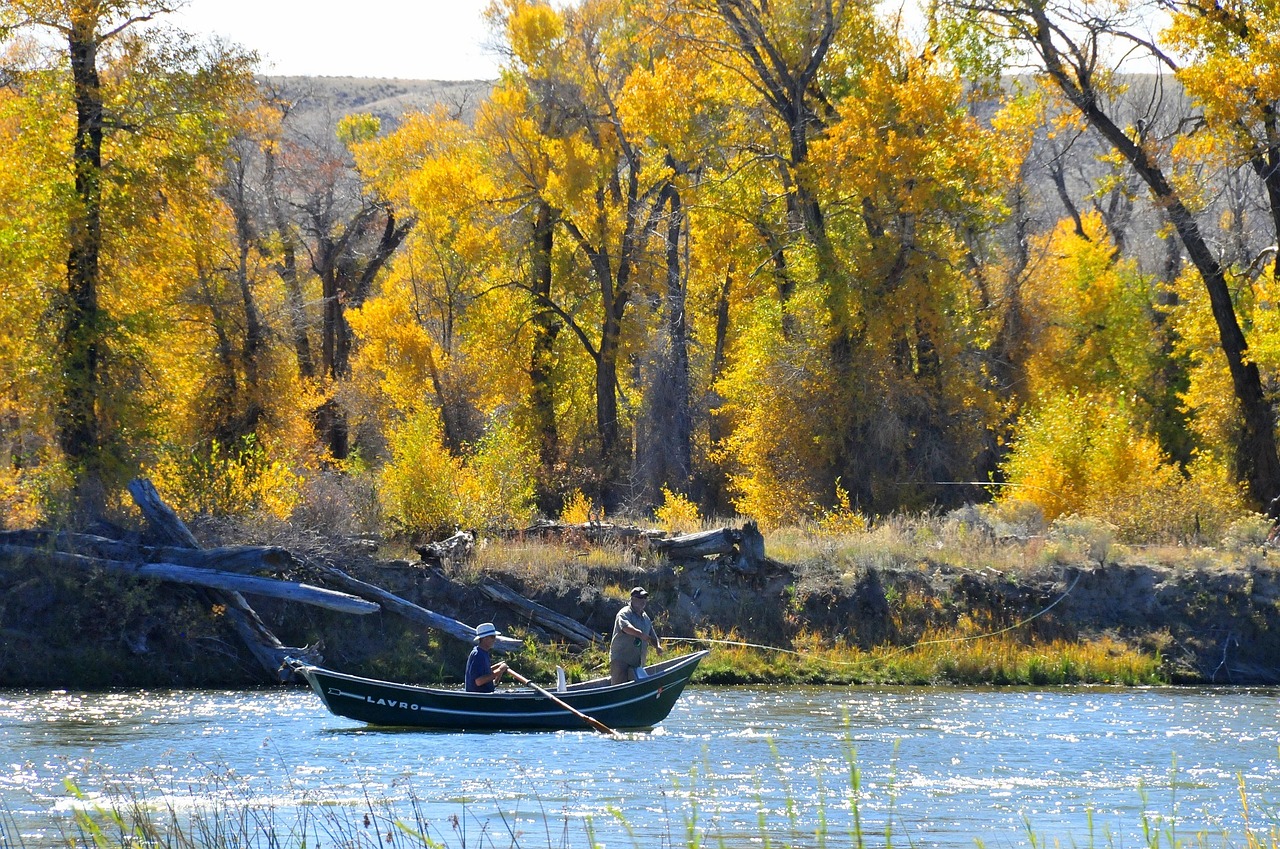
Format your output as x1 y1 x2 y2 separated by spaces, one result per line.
1 509 1277 687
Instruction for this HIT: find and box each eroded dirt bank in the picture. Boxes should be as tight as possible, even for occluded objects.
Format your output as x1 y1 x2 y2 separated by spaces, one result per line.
2 531 1278 687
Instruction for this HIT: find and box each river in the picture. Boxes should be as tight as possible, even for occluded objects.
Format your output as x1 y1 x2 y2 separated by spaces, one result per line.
2 681 1277 848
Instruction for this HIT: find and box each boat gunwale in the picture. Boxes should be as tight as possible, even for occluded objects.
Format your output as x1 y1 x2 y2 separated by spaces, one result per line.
291 649 708 702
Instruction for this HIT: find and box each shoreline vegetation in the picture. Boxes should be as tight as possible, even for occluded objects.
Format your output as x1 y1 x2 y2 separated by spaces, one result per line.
4 500 1276 690
416 505 1275 689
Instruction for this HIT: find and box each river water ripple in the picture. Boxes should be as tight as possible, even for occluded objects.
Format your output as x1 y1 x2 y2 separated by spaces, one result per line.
2 682 1278 847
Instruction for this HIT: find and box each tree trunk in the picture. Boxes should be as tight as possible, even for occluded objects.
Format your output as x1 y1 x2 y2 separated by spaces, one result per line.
661 185 693 489
59 12 106 488
314 207 409 460
264 144 315 379
529 199 562 513
636 183 693 504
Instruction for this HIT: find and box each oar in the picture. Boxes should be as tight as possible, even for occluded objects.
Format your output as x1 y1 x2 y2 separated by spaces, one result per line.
505 667 621 737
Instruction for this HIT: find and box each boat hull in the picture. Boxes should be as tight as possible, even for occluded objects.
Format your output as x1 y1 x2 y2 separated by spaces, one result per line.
289 650 708 730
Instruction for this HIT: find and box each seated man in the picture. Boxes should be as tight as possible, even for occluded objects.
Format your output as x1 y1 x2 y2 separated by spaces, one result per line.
465 622 508 692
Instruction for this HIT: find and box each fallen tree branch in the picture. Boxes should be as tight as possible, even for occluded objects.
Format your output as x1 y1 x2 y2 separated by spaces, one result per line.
127 478 320 679
306 561 524 653
0 544 378 614
479 578 601 647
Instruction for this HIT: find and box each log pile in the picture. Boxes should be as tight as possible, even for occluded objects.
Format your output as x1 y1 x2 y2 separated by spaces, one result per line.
126 478 324 680
650 522 766 573
0 478 522 681
1 479 769 684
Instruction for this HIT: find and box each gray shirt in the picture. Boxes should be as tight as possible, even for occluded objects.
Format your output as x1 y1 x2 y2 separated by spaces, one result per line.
609 604 655 667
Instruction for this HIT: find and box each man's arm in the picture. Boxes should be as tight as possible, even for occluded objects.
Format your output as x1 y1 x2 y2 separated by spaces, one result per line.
619 610 648 638
475 661 508 688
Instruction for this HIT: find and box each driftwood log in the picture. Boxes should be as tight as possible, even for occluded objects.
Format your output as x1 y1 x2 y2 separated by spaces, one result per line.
479 577 602 647
650 522 766 572
0 530 297 574
126 478 323 679
514 520 765 572
1 485 527 666
125 480 518 656
0 544 378 615
305 561 524 653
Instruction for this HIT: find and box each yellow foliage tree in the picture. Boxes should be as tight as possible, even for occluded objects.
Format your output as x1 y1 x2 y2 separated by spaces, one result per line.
713 290 842 529
1002 391 1243 542
0 79 74 525
703 0 1017 520
0 4 271 521
379 408 536 537
351 106 543 532
1018 213 1166 414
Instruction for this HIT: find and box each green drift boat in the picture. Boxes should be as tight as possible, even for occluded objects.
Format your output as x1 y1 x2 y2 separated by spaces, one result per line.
287 650 708 731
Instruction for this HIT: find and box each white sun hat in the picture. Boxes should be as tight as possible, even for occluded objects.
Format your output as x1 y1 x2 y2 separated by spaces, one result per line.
473 622 502 643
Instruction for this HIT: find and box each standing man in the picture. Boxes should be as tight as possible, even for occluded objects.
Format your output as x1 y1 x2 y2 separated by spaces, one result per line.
609 587 663 684
465 622 508 692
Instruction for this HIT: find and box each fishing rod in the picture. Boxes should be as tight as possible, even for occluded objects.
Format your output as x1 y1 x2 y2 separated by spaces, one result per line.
663 568 1083 667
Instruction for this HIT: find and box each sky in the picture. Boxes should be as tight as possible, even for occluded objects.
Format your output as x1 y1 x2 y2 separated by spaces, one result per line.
165 0 503 80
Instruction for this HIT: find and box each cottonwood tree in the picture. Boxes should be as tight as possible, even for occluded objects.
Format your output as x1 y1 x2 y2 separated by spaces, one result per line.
0 0 258 512
933 0 1280 504
487 0 690 510
661 0 1016 519
250 84 410 461
470 81 569 513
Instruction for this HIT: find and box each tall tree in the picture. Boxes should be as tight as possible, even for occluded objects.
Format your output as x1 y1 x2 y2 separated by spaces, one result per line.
492 0 681 509
935 0 1280 504
252 93 411 461
1 0 258 510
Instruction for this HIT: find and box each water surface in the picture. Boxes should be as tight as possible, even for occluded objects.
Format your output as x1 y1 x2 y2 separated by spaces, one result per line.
2 682 1277 847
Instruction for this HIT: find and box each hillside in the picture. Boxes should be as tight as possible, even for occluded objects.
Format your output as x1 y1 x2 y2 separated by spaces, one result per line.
261 76 493 126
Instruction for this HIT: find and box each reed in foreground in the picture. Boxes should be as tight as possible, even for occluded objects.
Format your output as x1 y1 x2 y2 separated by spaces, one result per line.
28 747 1278 849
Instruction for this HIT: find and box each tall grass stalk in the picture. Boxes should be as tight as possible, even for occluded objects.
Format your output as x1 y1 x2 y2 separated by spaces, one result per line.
16 749 1280 849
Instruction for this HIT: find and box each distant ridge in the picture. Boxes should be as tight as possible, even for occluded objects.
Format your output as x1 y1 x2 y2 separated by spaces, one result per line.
260 76 494 126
